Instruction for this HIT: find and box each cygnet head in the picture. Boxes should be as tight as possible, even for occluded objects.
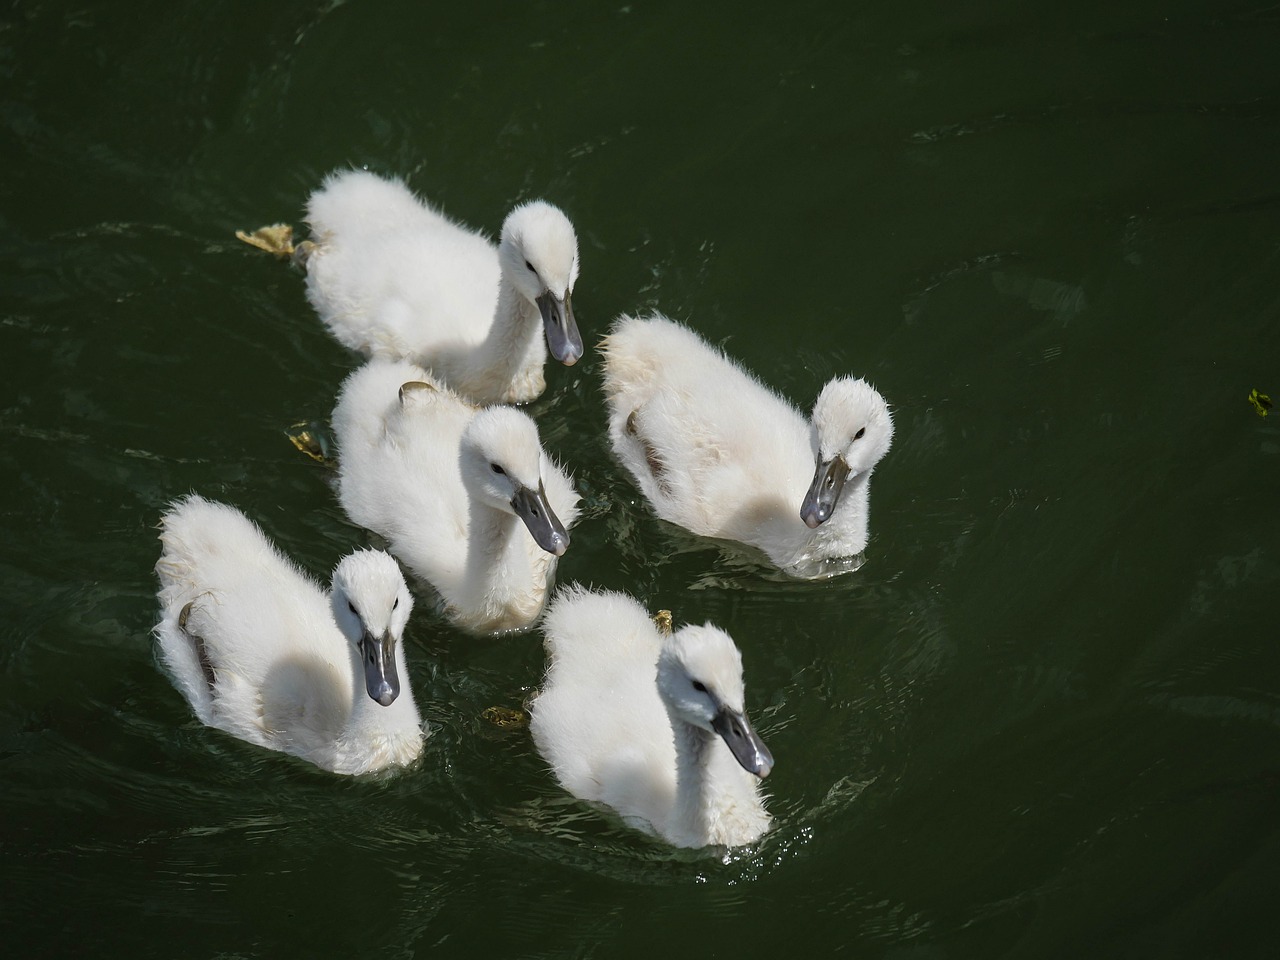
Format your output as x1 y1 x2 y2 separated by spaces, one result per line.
656 624 773 778
498 201 583 366
801 377 894 529
460 406 570 557
330 550 414 707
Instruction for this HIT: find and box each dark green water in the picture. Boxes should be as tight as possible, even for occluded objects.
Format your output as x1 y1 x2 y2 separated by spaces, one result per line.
3 1 1279 956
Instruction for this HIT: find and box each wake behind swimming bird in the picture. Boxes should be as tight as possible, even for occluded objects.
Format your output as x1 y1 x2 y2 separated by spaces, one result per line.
332 358 580 636
600 313 894 578
154 494 424 775
301 169 583 404
529 586 773 849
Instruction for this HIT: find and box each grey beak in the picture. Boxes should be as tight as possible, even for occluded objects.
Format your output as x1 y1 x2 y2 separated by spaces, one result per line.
800 455 851 529
711 706 774 779
536 289 583 366
360 630 400 707
511 480 570 557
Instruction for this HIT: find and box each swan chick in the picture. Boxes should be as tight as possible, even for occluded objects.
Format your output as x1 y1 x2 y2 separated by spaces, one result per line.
154 495 425 775
301 169 583 404
600 313 893 577
529 586 773 849
332 359 580 635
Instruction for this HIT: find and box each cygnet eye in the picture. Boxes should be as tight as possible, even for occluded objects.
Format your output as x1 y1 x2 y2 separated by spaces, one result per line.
392 596 399 611
348 600 358 616
524 259 536 273
692 680 708 693
490 463 506 475
854 427 866 440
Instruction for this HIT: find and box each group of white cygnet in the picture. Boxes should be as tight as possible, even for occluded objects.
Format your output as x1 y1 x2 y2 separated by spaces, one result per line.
154 169 894 849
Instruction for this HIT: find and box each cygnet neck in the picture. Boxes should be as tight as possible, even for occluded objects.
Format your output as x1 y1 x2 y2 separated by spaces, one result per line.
455 499 540 632
465 275 545 403
667 704 720 847
340 632 406 735
811 470 871 548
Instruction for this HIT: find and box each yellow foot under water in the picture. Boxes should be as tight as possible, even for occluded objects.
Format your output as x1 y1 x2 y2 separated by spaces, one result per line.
235 224 315 267
652 609 673 637
286 421 334 465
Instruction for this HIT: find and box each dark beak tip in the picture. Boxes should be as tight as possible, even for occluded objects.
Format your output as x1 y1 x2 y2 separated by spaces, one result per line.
371 678 398 707
555 333 584 366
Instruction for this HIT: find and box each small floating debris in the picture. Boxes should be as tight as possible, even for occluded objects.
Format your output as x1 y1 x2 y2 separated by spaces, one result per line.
481 705 527 729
